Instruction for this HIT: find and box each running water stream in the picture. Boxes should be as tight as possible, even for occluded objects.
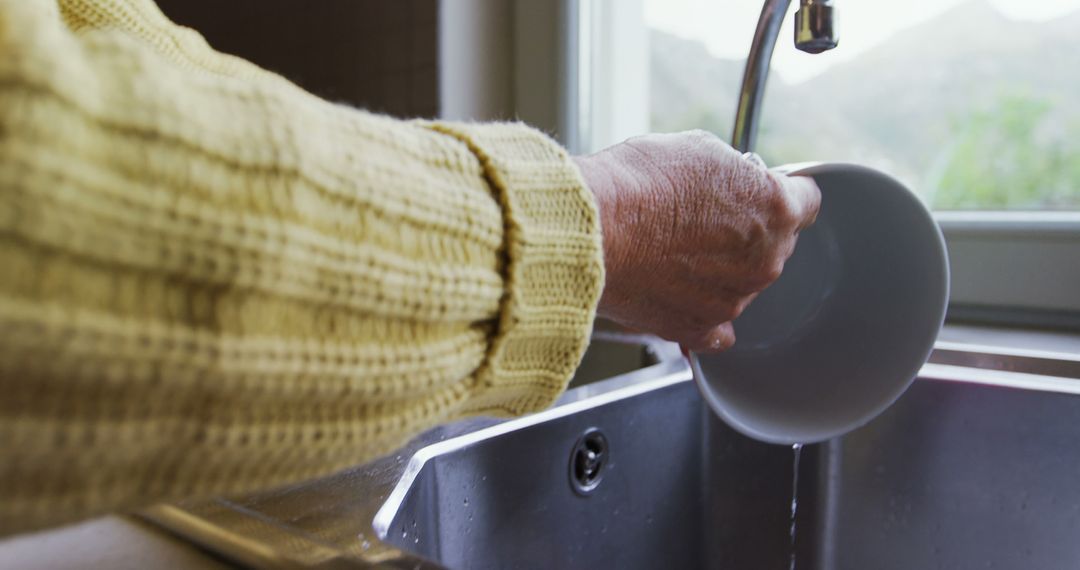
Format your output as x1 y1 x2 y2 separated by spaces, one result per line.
789 443 803 570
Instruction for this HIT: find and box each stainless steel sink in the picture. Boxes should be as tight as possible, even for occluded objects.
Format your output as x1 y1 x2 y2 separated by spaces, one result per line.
144 330 1080 569
374 338 1080 569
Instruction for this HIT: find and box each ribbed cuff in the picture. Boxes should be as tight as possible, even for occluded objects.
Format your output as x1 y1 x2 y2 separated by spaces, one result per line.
424 121 604 416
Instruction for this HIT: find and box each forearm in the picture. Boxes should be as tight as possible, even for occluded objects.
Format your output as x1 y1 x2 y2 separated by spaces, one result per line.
0 0 602 536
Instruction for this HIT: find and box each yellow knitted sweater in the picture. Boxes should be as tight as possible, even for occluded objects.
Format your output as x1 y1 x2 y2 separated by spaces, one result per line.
0 0 603 536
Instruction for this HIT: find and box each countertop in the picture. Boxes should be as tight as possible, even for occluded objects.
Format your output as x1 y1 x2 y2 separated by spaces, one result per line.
0 516 234 569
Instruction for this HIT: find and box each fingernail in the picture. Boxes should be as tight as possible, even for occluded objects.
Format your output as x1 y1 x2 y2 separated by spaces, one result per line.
741 152 767 168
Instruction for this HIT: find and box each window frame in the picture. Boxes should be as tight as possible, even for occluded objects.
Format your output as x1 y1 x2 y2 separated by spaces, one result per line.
936 212 1080 325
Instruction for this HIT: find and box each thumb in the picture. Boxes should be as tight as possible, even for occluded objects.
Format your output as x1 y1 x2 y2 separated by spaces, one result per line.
779 174 822 231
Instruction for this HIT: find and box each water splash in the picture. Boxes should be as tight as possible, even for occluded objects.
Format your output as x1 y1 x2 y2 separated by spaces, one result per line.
789 443 803 570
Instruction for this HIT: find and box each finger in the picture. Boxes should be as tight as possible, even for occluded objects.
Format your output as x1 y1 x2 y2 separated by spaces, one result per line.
779 175 822 231
680 322 736 354
735 291 760 316
701 291 758 323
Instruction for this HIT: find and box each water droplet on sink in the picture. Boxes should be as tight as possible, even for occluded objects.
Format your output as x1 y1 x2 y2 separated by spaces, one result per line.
414 535 420 544
463 497 469 507
361 539 371 551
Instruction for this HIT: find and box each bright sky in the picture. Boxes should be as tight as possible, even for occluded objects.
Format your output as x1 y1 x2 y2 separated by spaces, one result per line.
645 0 1080 83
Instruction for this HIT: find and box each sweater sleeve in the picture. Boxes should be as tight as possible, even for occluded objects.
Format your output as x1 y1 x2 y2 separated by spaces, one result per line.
0 0 604 536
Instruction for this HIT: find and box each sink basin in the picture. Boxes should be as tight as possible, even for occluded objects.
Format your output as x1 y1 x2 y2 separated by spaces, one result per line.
375 351 1080 569
142 331 1080 569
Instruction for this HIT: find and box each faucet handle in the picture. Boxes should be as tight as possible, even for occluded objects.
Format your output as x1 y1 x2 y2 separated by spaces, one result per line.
794 0 838 54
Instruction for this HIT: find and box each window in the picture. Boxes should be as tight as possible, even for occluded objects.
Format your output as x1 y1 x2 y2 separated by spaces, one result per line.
572 0 1080 326
645 0 1080 211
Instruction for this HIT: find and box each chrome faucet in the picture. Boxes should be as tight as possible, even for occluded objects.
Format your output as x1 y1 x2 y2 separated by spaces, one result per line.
731 0 838 153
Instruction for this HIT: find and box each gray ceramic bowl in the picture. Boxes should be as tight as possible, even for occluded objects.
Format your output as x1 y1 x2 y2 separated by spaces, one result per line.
691 162 949 444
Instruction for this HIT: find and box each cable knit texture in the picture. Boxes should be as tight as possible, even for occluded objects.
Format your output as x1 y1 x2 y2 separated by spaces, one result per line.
0 0 604 536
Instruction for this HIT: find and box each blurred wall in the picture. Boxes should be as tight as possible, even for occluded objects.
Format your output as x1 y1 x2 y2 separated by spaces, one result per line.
155 0 439 118
438 0 514 122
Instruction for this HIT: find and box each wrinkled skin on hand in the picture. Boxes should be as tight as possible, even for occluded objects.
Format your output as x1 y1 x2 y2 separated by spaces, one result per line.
574 131 821 353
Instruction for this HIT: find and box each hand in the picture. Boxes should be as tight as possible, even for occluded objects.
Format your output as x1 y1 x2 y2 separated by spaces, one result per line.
574 131 821 353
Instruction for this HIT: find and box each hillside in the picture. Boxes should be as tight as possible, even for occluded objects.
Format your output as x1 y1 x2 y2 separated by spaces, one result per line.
650 0 1080 208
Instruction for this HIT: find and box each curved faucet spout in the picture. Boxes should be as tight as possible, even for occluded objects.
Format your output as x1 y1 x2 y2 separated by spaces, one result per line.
731 0 838 153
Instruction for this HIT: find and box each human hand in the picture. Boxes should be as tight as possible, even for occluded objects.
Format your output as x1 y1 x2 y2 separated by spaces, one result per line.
574 131 821 353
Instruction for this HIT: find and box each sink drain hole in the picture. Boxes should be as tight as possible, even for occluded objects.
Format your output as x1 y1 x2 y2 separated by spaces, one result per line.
569 428 608 495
